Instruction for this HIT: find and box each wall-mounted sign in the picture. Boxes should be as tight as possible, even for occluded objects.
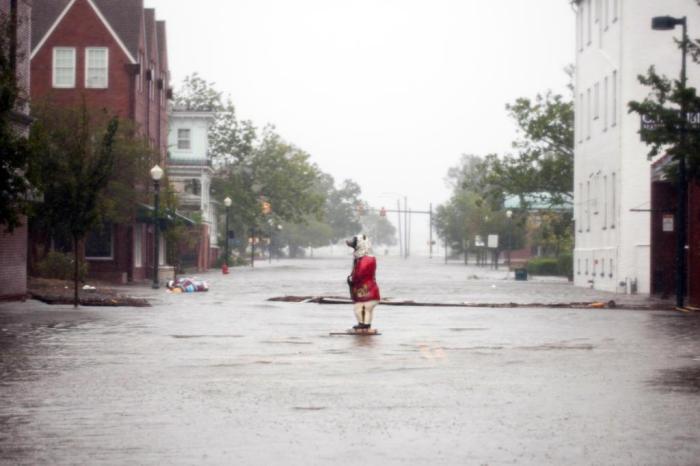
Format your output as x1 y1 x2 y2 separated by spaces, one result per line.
662 214 674 232
640 112 700 132
488 234 499 249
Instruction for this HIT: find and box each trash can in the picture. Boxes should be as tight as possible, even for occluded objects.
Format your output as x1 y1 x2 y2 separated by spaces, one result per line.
514 268 528 281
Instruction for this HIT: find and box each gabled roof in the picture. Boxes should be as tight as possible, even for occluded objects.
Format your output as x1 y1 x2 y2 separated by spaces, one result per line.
31 0 143 63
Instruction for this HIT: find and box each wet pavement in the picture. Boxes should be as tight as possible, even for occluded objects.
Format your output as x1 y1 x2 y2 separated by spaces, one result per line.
1 257 700 465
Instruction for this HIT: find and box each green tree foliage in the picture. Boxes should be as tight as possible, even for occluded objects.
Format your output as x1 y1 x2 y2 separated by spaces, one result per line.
628 66 700 179
436 74 575 261
173 73 224 111
0 10 32 231
360 213 397 247
482 90 574 208
28 103 120 307
323 176 362 242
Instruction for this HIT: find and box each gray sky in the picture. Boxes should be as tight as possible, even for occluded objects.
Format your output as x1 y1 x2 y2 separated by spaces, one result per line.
146 0 575 254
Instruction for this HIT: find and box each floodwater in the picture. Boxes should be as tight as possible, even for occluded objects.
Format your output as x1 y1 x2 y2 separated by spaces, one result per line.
1 257 699 465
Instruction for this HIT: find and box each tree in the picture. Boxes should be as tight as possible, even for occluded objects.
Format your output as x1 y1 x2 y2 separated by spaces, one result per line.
360 213 397 247
628 66 700 179
0 10 31 231
29 103 119 307
481 89 574 208
173 73 224 111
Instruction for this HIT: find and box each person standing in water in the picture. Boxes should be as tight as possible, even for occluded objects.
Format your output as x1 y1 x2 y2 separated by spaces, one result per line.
346 234 380 332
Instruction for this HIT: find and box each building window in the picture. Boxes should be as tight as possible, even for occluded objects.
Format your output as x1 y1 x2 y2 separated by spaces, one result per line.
587 88 592 139
149 63 156 101
578 93 584 142
85 47 108 88
578 7 584 52
577 259 581 275
611 70 617 126
134 226 143 267
178 128 191 150
601 258 605 277
604 0 609 29
578 182 584 232
587 0 592 45
159 236 166 266
603 175 608 229
594 82 600 120
585 258 589 275
603 76 609 130
586 180 591 232
612 0 618 22
611 172 616 228
85 224 113 260
609 258 613 277
52 47 76 88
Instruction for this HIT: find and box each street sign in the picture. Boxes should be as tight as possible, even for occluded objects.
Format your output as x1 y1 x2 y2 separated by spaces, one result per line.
474 235 485 247
640 112 700 132
488 234 499 249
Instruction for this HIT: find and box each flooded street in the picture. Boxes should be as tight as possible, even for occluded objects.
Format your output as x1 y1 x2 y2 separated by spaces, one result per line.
1 257 700 465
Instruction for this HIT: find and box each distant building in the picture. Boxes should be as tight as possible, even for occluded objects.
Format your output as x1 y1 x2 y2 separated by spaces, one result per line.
29 0 171 283
167 110 219 270
571 0 700 294
0 0 32 301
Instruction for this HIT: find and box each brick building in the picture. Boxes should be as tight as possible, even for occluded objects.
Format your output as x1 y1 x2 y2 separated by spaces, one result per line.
29 0 171 283
0 0 32 301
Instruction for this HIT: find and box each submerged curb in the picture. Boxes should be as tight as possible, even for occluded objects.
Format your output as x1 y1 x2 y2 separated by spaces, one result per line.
269 295 675 311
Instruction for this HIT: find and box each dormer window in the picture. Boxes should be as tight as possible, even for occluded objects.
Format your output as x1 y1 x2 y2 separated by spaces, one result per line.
85 48 108 88
52 47 76 88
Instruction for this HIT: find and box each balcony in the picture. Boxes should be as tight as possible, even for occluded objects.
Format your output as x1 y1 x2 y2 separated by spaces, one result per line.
167 156 212 167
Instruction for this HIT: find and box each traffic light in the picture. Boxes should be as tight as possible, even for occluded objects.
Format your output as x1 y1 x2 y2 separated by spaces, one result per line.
357 203 364 215
261 201 272 215
380 207 387 217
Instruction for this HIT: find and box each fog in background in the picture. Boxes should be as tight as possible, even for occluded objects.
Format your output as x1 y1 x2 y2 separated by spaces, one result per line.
145 0 575 255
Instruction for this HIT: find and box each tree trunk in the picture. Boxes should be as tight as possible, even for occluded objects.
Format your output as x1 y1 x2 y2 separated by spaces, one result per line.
73 234 79 308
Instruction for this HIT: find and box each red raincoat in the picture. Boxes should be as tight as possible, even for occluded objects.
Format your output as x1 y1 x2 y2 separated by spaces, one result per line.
349 256 380 302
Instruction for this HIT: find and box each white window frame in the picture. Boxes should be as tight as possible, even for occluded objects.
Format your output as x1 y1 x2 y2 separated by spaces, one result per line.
177 128 191 150
85 47 109 89
52 47 76 88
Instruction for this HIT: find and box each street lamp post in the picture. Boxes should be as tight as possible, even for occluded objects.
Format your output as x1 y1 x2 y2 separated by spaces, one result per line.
150 164 164 289
506 210 513 270
652 15 688 307
224 196 232 270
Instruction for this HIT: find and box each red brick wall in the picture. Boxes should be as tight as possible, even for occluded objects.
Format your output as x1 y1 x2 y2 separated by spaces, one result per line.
688 183 700 307
31 0 135 119
29 0 170 284
0 221 28 300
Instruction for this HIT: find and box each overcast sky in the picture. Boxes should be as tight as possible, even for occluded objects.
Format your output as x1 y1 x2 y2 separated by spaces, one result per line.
145 0 575 254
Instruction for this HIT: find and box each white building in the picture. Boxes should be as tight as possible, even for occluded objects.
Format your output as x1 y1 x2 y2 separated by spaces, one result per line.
167 110 219 270
573 0 700 293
